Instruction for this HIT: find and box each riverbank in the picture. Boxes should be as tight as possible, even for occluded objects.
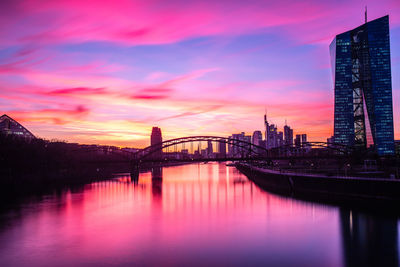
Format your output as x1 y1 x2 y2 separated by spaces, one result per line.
236 163 400 212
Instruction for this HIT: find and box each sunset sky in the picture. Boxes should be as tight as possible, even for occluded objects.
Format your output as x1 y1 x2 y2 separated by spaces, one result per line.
0 0 399 148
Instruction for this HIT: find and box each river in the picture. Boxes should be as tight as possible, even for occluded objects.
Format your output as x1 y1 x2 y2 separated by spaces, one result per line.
0 163 398 266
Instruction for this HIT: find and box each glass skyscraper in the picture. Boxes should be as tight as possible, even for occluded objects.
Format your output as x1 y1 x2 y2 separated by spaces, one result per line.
330 15 394 155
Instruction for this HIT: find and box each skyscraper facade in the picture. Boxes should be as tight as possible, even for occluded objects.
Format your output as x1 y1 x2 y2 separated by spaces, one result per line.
150 127 163 159
284 125 293 146
295 134 301 148
229 132 251 157
252 130 263 154
252 131 263 146
330 15 394 155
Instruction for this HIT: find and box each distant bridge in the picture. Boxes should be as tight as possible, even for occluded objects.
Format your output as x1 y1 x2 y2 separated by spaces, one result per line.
131 136 352 165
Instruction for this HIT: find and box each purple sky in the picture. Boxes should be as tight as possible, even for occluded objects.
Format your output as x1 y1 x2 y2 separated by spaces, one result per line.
0 0 399 147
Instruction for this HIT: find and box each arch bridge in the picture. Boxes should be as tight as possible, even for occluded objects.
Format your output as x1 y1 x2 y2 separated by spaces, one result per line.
132 135 352 164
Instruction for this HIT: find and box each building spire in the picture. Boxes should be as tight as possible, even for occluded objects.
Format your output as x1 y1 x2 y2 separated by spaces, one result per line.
365 6 367 24
264 107 268 124
285 119 287 126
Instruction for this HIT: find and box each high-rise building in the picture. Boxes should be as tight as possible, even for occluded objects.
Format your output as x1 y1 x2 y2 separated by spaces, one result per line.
252 131 263 146
252 130 263 155
277 131 284 147
229 132 251 157
330 15 394 155
295 134 301 147
283 125 293 146
150 127 163 159
264 113 269 149
301 134 307 145
266 123 279 149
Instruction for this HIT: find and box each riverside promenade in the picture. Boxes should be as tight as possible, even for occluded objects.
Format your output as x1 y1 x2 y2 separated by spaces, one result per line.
236 163 400 211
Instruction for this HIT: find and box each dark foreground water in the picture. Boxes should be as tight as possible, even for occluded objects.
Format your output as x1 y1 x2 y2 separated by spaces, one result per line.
0 163 399 266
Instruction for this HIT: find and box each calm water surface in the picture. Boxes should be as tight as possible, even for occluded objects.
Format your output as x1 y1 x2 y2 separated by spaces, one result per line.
0 163 398 266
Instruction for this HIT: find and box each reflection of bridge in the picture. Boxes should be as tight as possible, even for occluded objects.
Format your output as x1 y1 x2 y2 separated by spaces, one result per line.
131 136 352 167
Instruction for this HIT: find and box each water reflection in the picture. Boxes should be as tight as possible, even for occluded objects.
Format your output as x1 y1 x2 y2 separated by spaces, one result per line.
0 163 398 266
340 209 398 267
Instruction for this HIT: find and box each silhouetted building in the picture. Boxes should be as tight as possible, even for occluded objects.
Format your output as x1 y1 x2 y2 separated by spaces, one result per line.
266 123 279 149
277 131 284 147
265 113 285 149
243 134 251 154
229 132 251 157
0 114 35 140
330 15 394 155
301 134 307 145
294 134 301 147
252 130 262 146
284 125 293 146
150 127 163 159
252 130 263 155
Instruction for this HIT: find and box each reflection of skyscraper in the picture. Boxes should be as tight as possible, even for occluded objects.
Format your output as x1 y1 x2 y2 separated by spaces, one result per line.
151 166 163 180
340 209 398 267
151 127 163 159
330 15 394 155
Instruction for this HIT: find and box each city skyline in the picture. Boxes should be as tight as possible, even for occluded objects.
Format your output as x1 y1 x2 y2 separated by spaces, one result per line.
0 0 399 148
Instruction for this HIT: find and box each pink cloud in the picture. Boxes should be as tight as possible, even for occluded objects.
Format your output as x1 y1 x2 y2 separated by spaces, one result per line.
1 0 397 47
131 87 173 100
10 105 90 125
46 87 107 96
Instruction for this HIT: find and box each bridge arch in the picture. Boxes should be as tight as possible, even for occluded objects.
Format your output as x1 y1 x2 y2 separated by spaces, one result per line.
132 136 353 162
132 136 268 161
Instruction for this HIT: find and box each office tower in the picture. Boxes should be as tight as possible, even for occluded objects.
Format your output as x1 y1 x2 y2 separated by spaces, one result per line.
295 134 301 147
330 15 394 155
252 130 263 154
267 124 278 149
150 127 163 159
264 113 269 149
243 134 252 152
277 131 284 147
284 125 293 146
252 131 263 146
301 134 307 145
230 132 251 157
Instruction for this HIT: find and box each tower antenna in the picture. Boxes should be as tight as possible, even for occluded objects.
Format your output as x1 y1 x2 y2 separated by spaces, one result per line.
365 6 367 24
264 107 267 122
